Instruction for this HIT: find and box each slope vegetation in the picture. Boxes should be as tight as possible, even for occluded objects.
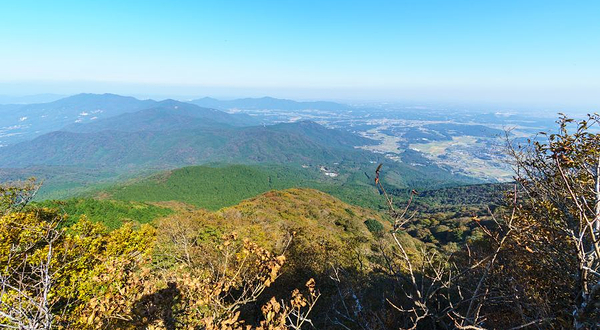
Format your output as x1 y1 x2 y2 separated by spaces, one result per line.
105 164 319 210
162 188 399 273
0 112 373 168
0 94 255 146
0 93 155 144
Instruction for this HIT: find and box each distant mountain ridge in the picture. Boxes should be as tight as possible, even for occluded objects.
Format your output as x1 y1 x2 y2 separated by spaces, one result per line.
63 99 256 133
0 94 66 105
190 96 351 111
0 94 351 146
0 111 375 168
0 93 156 145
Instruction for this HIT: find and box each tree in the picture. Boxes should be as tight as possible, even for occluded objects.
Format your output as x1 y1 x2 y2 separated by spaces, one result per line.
0 179 158 329
509 114 600 328
153 214 320 329
0 178 39 215
0 210 62 329
0 179 59 329
373 164 518 329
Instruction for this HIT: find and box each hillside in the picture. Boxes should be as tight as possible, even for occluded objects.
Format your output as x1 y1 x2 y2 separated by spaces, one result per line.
101 163 398 210
221 188 386 244
162 188 402 273
104 164 319 210
97 163 485 214
0 94 259 146
0 93 156 145
99 162 502 251
62 99 256 133
35 198 173 229
0 165 159 201
38 185 400 273
269 120 372 148
0 118 375 168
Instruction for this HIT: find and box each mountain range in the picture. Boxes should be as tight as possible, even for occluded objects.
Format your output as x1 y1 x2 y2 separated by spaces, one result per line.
0 94 155 145
0 95 373 168
0 94 272 144
62 99 256 133
0 93 479 201
0 121 373 168
189 96 351 111
0 94 353 146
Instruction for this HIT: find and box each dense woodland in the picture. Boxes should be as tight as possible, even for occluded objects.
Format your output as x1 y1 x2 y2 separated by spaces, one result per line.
2 115 600 329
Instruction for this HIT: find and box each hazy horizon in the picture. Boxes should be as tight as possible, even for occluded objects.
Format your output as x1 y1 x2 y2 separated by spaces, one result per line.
2 3 599 327
0 89 594 115
2 1 599 110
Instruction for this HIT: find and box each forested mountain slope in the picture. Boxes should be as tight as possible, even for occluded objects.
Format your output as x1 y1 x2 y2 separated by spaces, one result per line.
0 121 374 168
0 93 155 144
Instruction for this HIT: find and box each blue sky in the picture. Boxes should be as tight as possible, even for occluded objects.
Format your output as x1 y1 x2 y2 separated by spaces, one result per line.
1 0 599 107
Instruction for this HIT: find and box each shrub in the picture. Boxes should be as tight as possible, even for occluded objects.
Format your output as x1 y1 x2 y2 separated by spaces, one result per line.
364 218 384 234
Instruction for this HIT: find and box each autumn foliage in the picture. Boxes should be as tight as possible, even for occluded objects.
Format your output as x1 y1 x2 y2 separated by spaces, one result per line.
0 182 319 329
3 114 600 329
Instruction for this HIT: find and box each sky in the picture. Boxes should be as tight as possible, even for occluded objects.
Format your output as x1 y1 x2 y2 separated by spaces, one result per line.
1 0 599 108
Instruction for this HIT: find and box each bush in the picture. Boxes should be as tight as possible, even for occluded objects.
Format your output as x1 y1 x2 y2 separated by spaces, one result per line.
364 218 384 234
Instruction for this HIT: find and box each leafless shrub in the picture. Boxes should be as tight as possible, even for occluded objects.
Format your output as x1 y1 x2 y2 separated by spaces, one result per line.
374 164 518 329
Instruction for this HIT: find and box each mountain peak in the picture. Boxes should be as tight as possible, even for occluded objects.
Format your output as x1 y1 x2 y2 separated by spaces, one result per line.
195 97 219 101
156 99 187 107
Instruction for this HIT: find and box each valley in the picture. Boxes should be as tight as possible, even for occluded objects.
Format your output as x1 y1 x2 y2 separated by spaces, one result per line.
0 94 510 253
1 95 556 187
0 93 569 329
188 98 557 183
3 2 598 327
